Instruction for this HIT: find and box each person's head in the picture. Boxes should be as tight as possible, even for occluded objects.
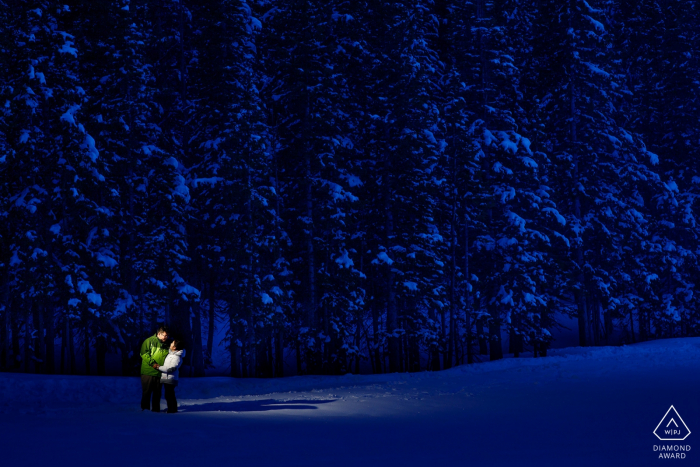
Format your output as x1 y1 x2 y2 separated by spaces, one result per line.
170 339 184 352
157 325 170 343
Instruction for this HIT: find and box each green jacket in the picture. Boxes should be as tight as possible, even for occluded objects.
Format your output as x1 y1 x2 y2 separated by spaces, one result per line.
140 334 170 377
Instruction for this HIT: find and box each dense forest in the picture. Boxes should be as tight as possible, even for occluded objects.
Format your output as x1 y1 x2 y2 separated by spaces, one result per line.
0 0 698 378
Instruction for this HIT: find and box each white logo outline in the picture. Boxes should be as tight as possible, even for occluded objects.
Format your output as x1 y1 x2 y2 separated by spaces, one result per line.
654 405 691 441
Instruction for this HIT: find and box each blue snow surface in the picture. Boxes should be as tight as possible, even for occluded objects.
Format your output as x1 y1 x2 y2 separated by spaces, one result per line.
1 337 699 466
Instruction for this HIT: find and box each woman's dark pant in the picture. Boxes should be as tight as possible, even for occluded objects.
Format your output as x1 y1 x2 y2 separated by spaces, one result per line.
163 383 178 413
141 375 161 412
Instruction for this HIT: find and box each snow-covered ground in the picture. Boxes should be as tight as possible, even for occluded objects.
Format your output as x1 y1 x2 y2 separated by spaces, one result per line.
2 338 699 466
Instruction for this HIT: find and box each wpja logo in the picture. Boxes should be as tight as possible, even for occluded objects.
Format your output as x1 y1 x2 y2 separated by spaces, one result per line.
653 405 691 459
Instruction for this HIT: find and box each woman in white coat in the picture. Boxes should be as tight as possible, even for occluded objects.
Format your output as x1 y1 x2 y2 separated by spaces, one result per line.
156 339 186 413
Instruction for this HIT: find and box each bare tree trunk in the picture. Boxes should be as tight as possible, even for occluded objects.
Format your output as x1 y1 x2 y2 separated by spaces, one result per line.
1 300 8 371
305 152 318 374
207 277 216 364
68 318 76 375
83 312 91 376
385 186 399 373
629 308 636 343
246 263 256 378
60 317 66 375
11 307 20 370
428 308 441 371
228 296 239 378
192 300 205 377
568 18 590 347
45 302 54 374
575 287 589 346
488 293 503 361
96 335 106 376
23 300 32 373
275 327 284 377
488 316 503 361
371 284 382 374
476 314 488 355
35 300 45 373
464 215 473 364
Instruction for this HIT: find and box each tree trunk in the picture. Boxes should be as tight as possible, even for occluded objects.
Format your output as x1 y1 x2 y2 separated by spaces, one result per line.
83 313 91 376
207 277 216 364
23 301 33 373
575 288 589 347
191 301 205 377
169 295 193 375
275 327 284 377
68 318 76 375
570 51 591 348
385 204 399 373
464 215 473 364
228 296 239 378
488 297 503 361
476 313 488 355
35 301 45 373
629 308 636 343
1 299 8 371
428 307 441 371
371 297 382 374
305 152 318 374
45 302 54 374
96 335 106 376
60 318 66 375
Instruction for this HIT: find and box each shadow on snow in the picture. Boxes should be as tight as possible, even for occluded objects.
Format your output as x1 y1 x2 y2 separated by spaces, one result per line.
179 398 337 413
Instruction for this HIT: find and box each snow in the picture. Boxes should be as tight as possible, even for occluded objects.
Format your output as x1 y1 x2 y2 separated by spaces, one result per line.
60 105 81 126
584 15 605 33
9 250 21 266
665 180 679 193
84 134 99 162
1 338 698 466
177 284 200 300
542 207 566 225
173 175 191 203
335 249 354 269
584 62 609 77
77 280 92 294
192 177 223 188
87 292 102 307
372 251 394 265
96 252 117 268
647 150 659 165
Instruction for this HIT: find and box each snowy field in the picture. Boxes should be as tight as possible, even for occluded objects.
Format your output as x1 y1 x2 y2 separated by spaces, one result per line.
1 338 699 466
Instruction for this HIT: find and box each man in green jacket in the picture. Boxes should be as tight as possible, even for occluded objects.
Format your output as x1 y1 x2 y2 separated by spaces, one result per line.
140 325 171 412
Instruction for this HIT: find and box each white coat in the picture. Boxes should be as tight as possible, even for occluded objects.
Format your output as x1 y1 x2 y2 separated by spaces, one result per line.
158 348 186 384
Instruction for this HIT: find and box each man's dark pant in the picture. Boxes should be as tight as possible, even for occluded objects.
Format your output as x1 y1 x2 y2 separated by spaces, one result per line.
163 383 178 413
141 375 161 412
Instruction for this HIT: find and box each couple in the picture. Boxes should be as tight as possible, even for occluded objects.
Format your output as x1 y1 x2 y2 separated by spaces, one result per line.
140 325 186 413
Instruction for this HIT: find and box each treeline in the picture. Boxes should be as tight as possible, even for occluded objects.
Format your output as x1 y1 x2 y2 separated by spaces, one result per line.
0 0 698 377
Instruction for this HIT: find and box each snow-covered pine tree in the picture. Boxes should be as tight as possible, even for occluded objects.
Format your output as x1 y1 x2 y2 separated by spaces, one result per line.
73 0 173 374
3 1 117 374
258 0 366 374
615 0 700 339
533 0 668 346
0 0 14 371
187 0 285 377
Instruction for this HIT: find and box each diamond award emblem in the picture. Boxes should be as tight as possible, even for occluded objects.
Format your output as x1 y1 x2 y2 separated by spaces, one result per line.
654 406 691 441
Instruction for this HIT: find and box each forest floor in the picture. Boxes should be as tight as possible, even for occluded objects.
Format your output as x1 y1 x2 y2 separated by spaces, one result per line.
1 337 699 466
